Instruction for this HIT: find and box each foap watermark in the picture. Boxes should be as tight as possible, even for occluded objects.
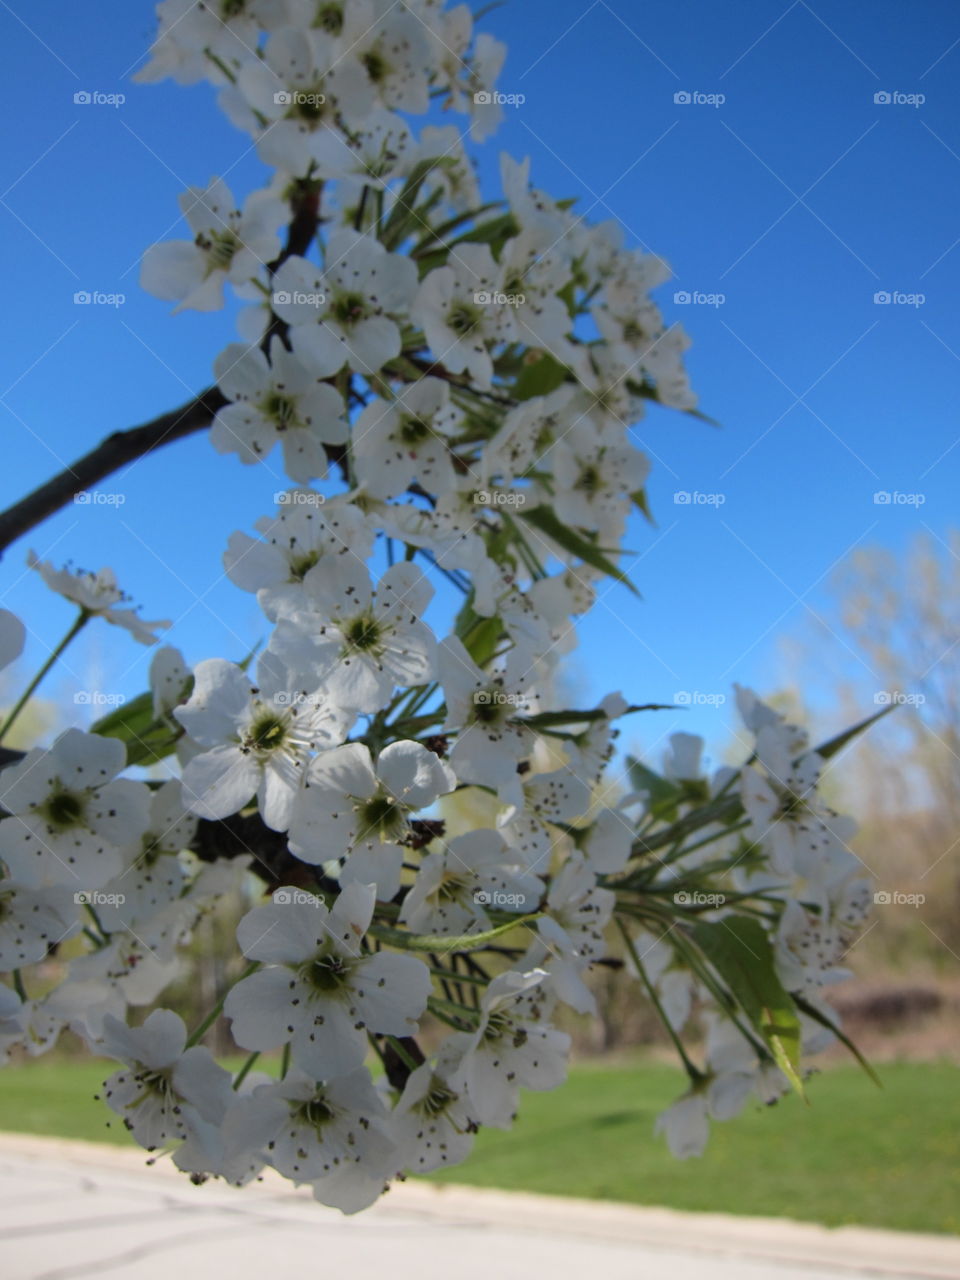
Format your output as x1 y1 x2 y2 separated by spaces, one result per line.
674 290 725 307
874 890 925 907
874 690 926 707
474 290 525 307
274 490 325 506
674 90 725 108
74 90 125 108
674 490 725 506
674 690 726 706
74 691 125 708
273 888 326 907
873 490 925 506
275 90 325 108
474 689 524 707
473 90 525 107
474 489 527 506
75 890 125 906
74 491 125 507
474 889 528 908
274 690 327 708
74 290 125 308
874 290 925 307
874 91 924 107
272 289 325 307
673 891 726 906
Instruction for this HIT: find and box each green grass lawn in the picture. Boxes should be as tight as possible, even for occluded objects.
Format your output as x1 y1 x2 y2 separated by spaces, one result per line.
0 1056 957 1235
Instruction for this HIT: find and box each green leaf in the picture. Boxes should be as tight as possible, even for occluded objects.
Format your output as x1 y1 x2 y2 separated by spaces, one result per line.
627 756 682 822
511 351 571 402
369 914 541 954
454 598 504 667
413 201 503 255
814 703 896 760
793 992 882 1087
691 916 806 1099
519 504 639 593
527 704 672 730
630 488 657 526
90 690 184 768
380 157 455 250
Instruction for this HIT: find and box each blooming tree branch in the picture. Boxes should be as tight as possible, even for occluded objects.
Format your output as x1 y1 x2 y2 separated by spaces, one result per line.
0 0 881 1215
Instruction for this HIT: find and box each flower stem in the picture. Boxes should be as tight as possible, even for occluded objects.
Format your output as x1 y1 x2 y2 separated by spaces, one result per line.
0 610 90 745
232 1051 260 1091
616 916 703 1082
185 961 259 1048
385 1035 419 1071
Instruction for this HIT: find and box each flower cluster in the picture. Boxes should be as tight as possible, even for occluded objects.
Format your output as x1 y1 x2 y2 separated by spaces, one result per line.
0 0 873 1215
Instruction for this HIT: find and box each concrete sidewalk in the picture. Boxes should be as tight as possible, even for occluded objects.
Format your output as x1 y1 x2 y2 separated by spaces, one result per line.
1 1134 958 1280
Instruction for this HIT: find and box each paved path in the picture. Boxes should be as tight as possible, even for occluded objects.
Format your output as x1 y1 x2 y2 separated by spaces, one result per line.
1 1135 958 1280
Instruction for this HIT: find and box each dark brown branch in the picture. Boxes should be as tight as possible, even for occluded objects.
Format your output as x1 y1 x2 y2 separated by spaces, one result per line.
0 388 227 557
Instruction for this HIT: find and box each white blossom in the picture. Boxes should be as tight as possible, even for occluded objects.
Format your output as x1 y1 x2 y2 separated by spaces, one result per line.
224 882 431 1078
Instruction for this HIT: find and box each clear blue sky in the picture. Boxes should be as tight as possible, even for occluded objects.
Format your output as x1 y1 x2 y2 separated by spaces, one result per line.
1 0 957 772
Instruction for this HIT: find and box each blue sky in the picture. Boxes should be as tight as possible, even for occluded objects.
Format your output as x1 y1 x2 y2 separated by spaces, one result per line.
0 0 957 774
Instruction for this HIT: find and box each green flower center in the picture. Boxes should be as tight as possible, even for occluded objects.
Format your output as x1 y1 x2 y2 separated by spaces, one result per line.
345 614 383 653
397 414 433 446
472 696 506 726
302 952 352 993
417 1078 458 1119
260 391 301 432
42 789 86 830
312 2 344 33
482 1010 513 1043
220 0 247 17
437 872 470 902
288 549 321 582
331 291 370 327
447 302 482 336
288 85 329 124
361 50 389 83
575 464 601 494
245 713 287 753
358 792 406 841
199 228 240 273
297 1096 336 1130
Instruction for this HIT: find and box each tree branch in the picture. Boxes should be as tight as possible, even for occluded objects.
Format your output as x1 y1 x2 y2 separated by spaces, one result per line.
0 387 226 557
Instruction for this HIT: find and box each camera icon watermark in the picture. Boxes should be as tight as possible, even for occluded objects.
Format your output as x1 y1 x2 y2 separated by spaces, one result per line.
272 887 326 907
75 890 125 906
873 890 925 906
